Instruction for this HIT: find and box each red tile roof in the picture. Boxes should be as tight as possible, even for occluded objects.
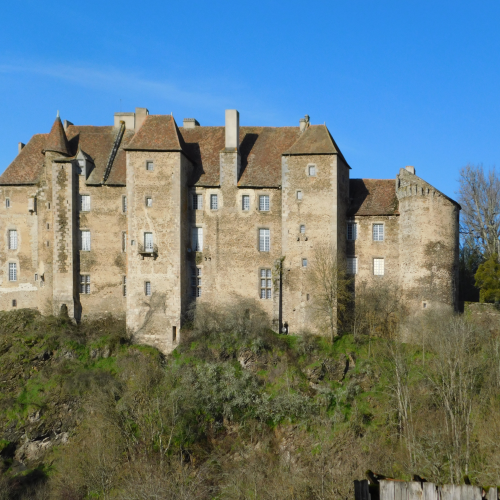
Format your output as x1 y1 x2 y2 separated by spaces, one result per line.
44 117 70 156
349 179 399 216
0 134 47 185
125 115 183 151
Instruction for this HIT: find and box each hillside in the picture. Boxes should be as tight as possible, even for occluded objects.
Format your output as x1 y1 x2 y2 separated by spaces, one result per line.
1 304 500 499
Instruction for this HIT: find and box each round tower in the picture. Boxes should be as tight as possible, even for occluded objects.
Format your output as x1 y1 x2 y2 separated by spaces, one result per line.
396 166 460 312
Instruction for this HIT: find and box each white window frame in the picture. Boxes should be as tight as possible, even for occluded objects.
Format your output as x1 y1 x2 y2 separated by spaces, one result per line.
145 196 153 207
259 269 272 299
210 194 218 210
347 222 357 241
308 164 316 177
191 267 202 297
192 227 203 252
347 257 358 275
242 195 250 211
259 228 270 252
144 232 154 252
80 194 90 212
297 191 303 200
259 195 270 212
193 193 203 210
80 274 90 294
373 224 384 241
8 230 17 250
146 161 154 171
8 262 17 282
80 230 91 251
374 258 385 276
300 225 306 234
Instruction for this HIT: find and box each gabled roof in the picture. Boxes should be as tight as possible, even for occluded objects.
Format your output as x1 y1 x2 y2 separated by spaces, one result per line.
66 125 132 186
180 126 301 187
124 115 183 151
44 116 71 156
284 125 348 165
349 179 399 216
0 134 47 185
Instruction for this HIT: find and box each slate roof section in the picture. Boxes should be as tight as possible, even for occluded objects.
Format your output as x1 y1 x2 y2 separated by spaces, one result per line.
180 126 301 187
44 116 71 156
125 115 183 151
0 134 47 185
348 179 399 216
66 125 133 186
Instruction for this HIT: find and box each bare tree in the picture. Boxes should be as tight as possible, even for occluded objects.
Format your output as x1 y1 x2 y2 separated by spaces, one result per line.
458 164 500 259
307 243 352 341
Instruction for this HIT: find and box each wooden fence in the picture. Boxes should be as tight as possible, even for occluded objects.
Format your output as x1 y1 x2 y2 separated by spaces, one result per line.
354 480 498 500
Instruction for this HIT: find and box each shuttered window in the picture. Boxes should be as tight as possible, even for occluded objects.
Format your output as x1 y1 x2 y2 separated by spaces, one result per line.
192 228 203 252
8 230 17 250
81 231 91 251
8 263 17 281
259 229 270 252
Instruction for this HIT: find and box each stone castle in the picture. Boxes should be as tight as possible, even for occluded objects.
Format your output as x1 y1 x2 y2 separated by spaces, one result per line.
0 109 460 352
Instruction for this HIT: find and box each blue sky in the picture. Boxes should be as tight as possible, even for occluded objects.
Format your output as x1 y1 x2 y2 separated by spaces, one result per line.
1 0 499 199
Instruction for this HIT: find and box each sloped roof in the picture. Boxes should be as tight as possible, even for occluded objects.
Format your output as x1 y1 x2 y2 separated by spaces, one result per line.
180 126 301 187
125 115 183 151
349 179 399 216
0 134 47 185
66 125 132 186
44 117 71 156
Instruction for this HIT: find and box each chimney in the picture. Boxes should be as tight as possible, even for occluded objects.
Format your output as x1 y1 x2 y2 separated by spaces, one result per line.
405 165 416 175
114 112 135 129
299 114 310 132
183 118 200 128
63 120 73 131
135 108 149 132
225 110 239 151
18 142 25 154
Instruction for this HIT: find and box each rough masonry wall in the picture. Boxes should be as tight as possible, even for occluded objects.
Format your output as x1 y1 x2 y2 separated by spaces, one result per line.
126 151 185 353
77 179 127 320
397 168 459 311
192 150 282 327
0 185 39 310
281 154 341 334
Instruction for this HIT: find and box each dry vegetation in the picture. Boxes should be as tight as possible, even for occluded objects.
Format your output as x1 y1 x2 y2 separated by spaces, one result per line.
1 293 500 499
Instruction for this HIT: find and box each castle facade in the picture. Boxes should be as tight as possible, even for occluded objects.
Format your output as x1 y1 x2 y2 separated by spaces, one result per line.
0 109 460 352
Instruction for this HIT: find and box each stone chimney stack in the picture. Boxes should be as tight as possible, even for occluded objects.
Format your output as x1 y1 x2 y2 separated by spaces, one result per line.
18 142 25 154
299 115 310 132
405 165 416 175
225 110 239 151
135 108 149 132
183 118 200 128
63 120 73 131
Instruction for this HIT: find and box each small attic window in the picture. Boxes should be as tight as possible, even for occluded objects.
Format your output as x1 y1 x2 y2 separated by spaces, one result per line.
146 161 154 171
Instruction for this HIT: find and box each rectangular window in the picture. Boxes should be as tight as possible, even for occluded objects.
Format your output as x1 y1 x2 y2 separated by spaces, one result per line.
123 276 127 297
144 232 153 252
373 224 384 241
259 195 269 211
146 161 154 171
192 227 203 252
5 199 10 208
34 273 38 281
300 225 306 234
122 196 127 213
347 257 358 274
8 263 17 281
80 195 90 212
260 269 272 299
374 258 385 276
80 274 90 294
172 326 177 343
259 229 270 252
80 230 91 251
193 194 203 210
347 222 357 241
210 194 218 210
8 230 17 250
12 300 17 307
297 191 303 200
146 197 153 207
191 267 202 297
145 281 152 296
302 258 308 267
308 165 316 176
242 195 250 211
122 232 127 253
